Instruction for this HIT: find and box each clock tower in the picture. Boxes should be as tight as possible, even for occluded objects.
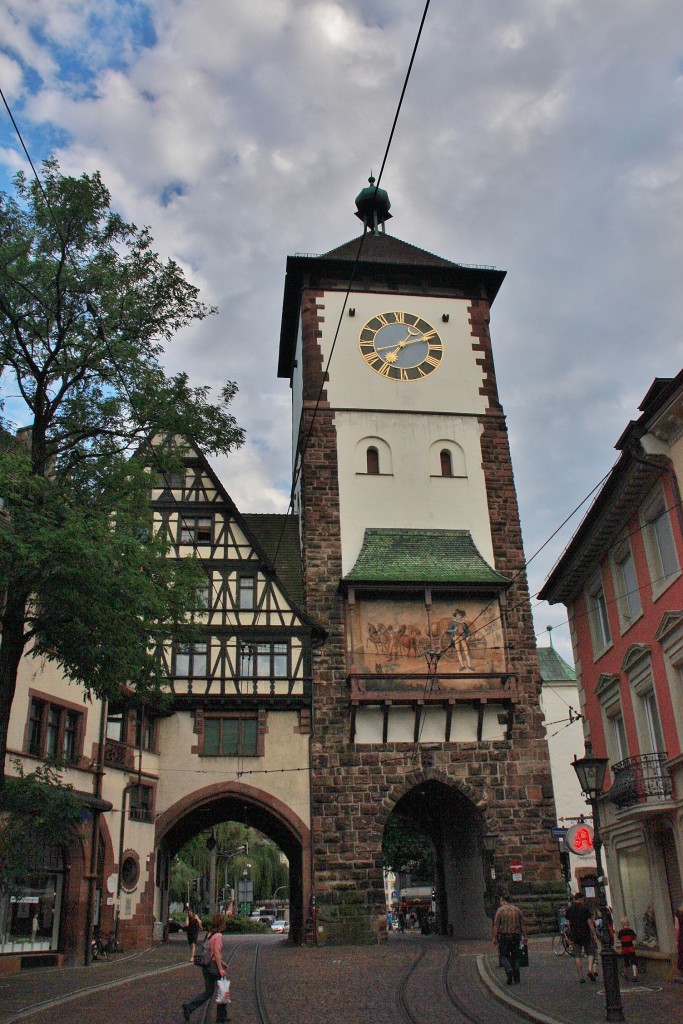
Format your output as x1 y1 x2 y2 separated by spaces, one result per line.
278 180 561 943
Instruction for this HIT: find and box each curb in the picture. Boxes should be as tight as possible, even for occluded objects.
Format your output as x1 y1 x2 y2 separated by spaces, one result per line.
476 954 570 1024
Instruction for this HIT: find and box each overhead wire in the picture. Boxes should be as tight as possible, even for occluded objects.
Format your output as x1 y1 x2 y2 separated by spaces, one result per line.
260 0 433 598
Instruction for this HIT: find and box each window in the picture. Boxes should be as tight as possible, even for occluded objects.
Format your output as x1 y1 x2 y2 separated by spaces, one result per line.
120 853 140 889
612 539 641 629
366 447 379 475
610 711 629 762
156 470 184 489
643 690 665 754
641 488 680 596
440 449 453 477
28 698 44 756
129 784 154 823
134 709 156 752
595 674 628 771
203 716 258 757
27 697 82 763
238 575 256 610
175 642 209 679
586 573 611 655
195 581 210 611
63 711 79 762
180 516 212 545
239 642 288 680
106 709 125 742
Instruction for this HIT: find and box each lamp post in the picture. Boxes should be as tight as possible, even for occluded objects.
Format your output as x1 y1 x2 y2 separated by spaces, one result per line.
572 750 625 1022
482 832 498 919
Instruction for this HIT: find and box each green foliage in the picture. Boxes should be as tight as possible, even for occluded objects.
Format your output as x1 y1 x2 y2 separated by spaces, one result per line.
0 761 82 892
171 823 288 909
0 159 245 783
221 916 271 934
382 813 435 880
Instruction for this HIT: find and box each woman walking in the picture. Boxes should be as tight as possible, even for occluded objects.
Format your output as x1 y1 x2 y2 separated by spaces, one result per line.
185 906 201 964
183 913 230 1023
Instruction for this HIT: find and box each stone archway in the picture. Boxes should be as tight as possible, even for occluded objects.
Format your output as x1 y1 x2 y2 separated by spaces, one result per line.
381 772 492 938
155 781 311 944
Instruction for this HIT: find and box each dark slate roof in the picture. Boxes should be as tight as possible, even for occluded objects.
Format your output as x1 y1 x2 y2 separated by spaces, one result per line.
322 232 461 267
344 529 510 587
537 646 576 683
242 514 304 605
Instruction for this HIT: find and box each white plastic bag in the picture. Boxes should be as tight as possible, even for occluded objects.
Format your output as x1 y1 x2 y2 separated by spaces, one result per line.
215 978 231 1004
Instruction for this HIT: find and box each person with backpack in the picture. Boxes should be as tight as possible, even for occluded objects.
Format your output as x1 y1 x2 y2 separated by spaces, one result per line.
182 913 230 1023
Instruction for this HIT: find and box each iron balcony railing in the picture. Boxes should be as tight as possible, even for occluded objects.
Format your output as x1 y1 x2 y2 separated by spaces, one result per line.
609 751 672 808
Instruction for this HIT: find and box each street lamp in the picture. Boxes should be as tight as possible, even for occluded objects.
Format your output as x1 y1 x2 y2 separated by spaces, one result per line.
242 864 252 918
481 832 497 919
572 749 625 1023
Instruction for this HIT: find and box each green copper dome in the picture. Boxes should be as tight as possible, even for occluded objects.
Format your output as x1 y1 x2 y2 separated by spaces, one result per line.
355 174 392 231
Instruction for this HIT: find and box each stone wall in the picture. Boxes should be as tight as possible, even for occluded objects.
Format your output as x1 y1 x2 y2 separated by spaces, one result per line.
300 288 562 944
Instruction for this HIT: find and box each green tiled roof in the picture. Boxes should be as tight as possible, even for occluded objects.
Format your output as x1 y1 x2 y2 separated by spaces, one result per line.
344 529 510 586
537 646 576 683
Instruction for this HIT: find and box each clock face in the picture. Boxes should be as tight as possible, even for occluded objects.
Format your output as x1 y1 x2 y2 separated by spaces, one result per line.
359 311 443 380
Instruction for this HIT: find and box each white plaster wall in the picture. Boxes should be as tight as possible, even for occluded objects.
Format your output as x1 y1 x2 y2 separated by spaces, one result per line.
335 410 493 573
291 317 303 471
319 291 488 418
155 711 311 829
540 678 596 883
295 290 494 574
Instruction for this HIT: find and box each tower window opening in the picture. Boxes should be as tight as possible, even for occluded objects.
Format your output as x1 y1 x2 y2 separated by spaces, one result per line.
366 447 380 475
440 450 453 478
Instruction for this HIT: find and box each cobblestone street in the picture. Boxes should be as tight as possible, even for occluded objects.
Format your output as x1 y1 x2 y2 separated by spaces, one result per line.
1 933 681 1024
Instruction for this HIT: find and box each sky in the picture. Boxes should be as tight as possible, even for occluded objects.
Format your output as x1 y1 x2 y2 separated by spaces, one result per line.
2 0 683 664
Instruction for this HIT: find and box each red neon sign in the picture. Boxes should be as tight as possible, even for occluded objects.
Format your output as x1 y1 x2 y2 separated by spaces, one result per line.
565 823 594 856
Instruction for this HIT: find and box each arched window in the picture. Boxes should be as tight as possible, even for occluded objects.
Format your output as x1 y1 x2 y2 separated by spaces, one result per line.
440 449 453 477
366 447 380 475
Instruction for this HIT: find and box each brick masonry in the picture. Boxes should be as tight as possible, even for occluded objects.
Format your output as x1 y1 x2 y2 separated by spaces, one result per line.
299 287 563 945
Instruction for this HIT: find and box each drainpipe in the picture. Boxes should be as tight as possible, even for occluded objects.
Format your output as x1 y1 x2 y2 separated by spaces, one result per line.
84 699 107 965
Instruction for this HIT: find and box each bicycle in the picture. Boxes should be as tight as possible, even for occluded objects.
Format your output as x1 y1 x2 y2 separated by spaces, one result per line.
552 927 575 956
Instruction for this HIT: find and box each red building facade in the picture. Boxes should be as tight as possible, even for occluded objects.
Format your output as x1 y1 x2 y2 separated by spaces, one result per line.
540 372 683 970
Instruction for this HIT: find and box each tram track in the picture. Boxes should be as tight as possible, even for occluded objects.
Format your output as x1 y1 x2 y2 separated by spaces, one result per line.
397 943 525 1024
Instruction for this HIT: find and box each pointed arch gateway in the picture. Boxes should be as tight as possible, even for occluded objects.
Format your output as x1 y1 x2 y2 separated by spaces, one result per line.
155 782 311 944
381 771 494 938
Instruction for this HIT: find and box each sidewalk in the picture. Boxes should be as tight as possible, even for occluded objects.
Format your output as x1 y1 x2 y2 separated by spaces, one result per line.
0 940 188 1024
479 936 682 1024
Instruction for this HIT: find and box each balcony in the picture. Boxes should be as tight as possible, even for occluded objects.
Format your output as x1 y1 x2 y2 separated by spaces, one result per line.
608 752 673 808
103 738 134 772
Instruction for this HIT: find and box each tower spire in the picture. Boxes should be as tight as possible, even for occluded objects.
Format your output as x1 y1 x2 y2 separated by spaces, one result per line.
354 174 392 235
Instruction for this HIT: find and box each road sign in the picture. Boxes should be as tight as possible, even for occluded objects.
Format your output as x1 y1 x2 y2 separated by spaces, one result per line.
510 858 523 880
391 890 399 900
551 826 568 840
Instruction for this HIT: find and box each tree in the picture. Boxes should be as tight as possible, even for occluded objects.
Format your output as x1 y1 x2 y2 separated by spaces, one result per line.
0 159 245 792
382 813 435 880
0 761 82 894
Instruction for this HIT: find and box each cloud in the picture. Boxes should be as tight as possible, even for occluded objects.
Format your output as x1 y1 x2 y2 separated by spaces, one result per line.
2 0 683 666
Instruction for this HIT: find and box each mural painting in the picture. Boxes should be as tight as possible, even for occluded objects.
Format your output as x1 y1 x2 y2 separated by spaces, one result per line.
348 597 506 692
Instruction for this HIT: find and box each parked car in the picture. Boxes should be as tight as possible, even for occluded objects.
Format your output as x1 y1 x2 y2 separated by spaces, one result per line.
167 919 185 933
270 919 289 933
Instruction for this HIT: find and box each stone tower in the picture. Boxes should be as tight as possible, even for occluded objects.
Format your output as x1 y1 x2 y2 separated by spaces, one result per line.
278 181 562 943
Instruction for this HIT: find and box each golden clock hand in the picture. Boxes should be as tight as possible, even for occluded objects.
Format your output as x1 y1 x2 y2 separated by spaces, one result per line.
375 327 423 352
